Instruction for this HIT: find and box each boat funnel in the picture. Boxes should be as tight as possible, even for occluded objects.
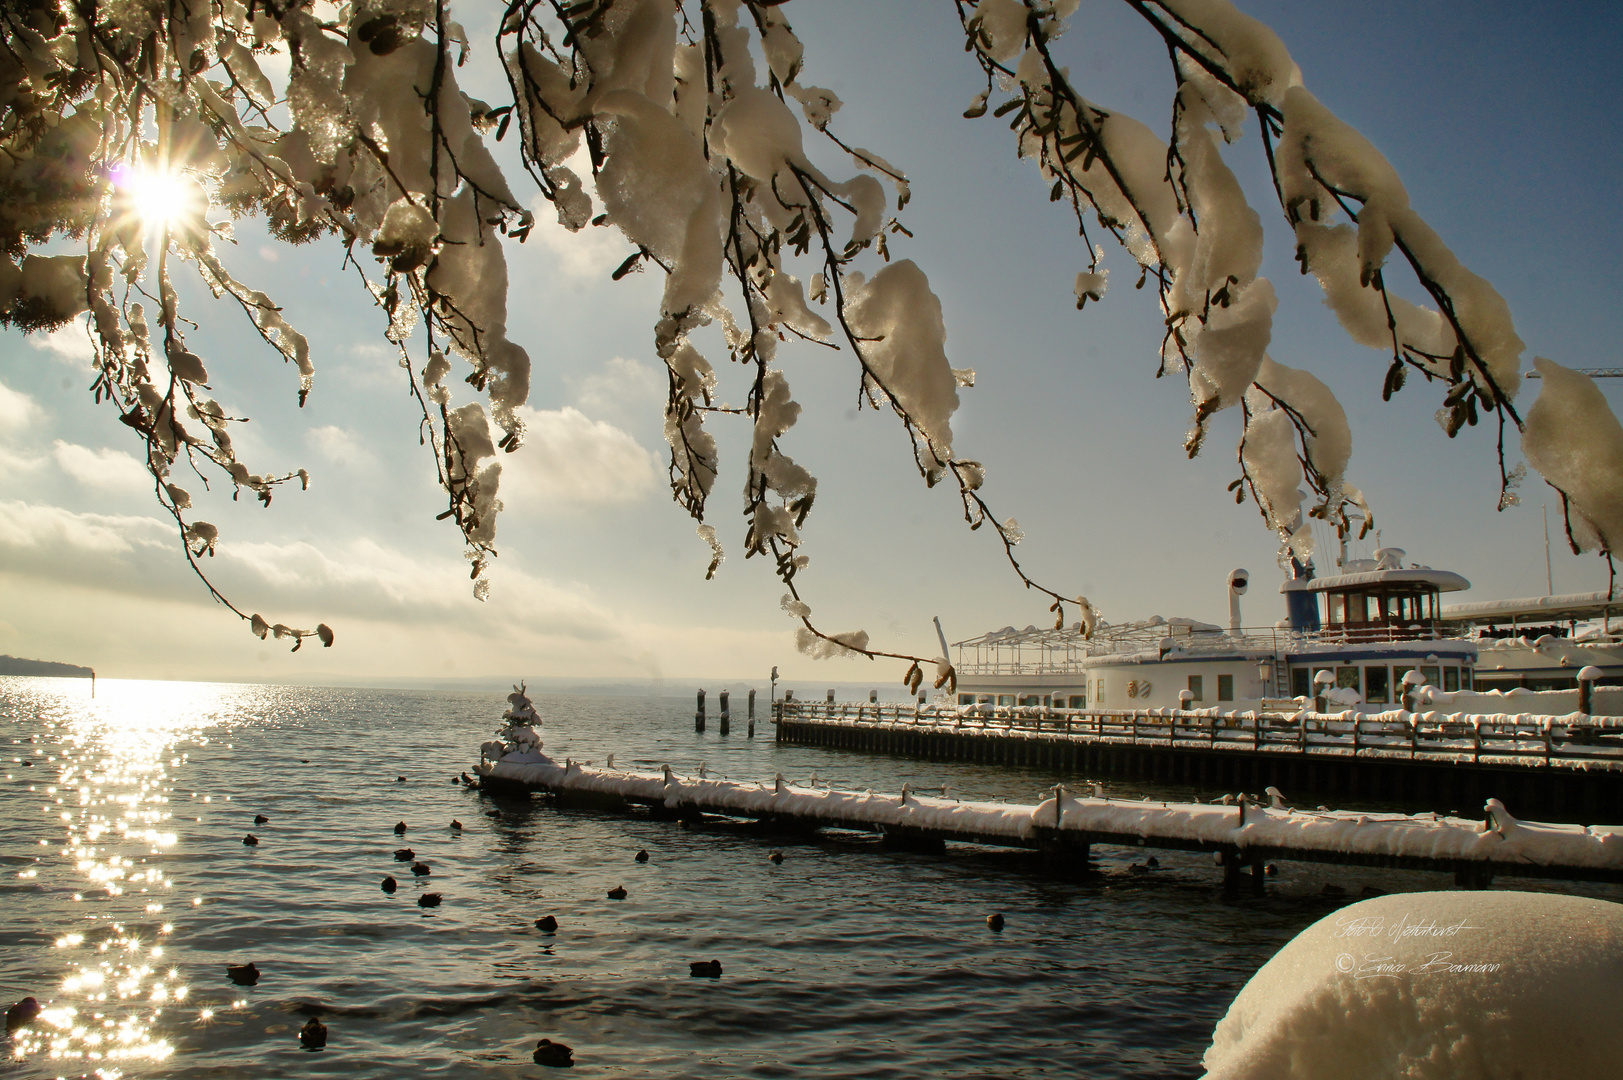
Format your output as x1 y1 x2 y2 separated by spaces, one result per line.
1228 569 1249 637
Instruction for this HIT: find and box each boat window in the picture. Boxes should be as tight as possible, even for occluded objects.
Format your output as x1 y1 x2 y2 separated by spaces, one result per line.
1096 679 1105 704
1365 666 1390 703
1444 667 1460 692
958 694 974 705
1460 668 1472 690
1393 665 1414 691
977 695 992 704
1291 668 1310 698
1328 594 1346 624
1068 695 1087 709
1217 674 1234 701
997 695 1014 707
1019 694 1041 707
1421 666 1441 688
1187 675 1203 702
1344 593 1365 623
1336 666 1361 693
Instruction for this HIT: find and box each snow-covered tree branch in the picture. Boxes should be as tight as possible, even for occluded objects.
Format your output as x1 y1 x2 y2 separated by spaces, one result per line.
0 0 1616 668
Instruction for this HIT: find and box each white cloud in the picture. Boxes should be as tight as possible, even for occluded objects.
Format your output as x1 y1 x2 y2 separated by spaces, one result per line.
26 315 96 368
503 406 658 509
527 194 633 282
568 355 663 420
0 378 41 430
52 441 151 492
308 424 376 467
0 497 622 642
0 499 171 555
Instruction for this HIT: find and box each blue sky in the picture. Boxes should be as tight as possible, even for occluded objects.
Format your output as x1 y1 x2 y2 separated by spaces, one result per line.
0 0 1618 686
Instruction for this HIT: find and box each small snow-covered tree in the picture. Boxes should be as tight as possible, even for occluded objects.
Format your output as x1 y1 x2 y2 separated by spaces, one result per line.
0 0 1616 671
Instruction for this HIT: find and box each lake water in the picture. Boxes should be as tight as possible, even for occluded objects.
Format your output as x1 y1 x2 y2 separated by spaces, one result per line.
3 677 1614 1079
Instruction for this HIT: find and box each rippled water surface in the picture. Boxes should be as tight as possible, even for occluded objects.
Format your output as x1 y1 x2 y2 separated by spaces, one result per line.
3 677 1613 1079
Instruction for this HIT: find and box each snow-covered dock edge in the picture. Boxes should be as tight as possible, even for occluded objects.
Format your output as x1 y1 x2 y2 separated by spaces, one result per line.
474 754 1623 888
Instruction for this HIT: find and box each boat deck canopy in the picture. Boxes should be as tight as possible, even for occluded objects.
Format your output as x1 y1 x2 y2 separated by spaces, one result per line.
1441 591 1623 625
1281 569 1470 594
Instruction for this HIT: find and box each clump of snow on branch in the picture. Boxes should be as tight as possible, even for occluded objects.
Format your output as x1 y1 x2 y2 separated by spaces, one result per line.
1202 890 1623 1080
1522 359 1623 555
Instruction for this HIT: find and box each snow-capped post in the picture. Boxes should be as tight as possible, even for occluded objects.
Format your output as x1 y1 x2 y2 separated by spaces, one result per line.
1401 669 1427 713
719 690 730 736
1313 670 1335 713
870 690 878 704
1052 784 1066 828
695 689 706 733
1578 666 1602 715
1179 689 1194 714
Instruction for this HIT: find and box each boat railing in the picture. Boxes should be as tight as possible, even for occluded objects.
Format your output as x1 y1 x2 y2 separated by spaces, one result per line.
772 700 1623 770
955 624 1473 676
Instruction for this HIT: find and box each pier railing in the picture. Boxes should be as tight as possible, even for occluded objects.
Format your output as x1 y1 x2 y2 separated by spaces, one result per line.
773 701 1623 771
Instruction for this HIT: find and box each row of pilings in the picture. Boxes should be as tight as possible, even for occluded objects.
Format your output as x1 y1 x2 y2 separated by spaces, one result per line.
774 718 1619 824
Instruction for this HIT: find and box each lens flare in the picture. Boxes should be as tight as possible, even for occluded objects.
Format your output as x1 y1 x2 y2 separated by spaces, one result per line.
110 163 207 238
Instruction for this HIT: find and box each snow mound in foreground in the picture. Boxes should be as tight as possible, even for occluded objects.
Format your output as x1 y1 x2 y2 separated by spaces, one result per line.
1202 890 1623 1080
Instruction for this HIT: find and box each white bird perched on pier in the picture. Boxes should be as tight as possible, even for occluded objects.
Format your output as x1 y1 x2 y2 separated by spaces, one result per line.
1266 787 1289 809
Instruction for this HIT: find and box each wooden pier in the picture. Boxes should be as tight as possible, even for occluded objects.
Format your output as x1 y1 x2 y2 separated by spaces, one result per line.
474 755 1623 890
772 702 1623 824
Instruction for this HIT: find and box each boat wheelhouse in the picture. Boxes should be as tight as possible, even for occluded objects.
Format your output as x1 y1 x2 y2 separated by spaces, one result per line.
953 548 1478 712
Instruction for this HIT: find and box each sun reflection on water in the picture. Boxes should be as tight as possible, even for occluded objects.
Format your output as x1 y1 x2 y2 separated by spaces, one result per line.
6 678 256 1075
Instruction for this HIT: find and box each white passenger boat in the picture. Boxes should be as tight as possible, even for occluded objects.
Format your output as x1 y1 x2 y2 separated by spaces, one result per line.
951 547 1621 717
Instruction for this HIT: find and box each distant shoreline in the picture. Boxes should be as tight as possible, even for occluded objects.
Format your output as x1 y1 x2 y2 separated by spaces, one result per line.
0 655 93 679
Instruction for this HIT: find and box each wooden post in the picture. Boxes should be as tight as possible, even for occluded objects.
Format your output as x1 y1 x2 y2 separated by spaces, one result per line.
695 688 706 732
747 688 756 738
719 690 730 736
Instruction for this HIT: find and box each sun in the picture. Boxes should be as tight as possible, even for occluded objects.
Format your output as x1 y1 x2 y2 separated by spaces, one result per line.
111 162 207 237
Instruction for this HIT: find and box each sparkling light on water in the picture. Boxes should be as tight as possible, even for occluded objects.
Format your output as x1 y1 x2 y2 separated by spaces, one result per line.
6 679 244 1075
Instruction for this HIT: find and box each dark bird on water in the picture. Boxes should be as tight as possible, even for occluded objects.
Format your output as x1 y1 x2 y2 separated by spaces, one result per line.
607 886 627 900
242 834 259 846
6 997 41 1033
418 892 442 908
394 848 415 862
634 849 649 863
986 913 1005 931
394 821 408 834
396 776 406 783
226 962 260 986
451 775 460 785
451 820 463 830
300 759 309 764
689 960 722 978
1129 863 1149 875
533 1038 574 1068
485 810 502 819
411 862 431 877
298 1016 327 1049
254 814 269 825
768 850 784 865
460 772 474 785
381 876 398 894
534 915 558 932
1145 856 1160 869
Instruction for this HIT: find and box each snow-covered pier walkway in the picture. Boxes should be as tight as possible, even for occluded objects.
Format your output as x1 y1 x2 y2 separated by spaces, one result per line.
775 702 1623 824
475 755 1623 888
